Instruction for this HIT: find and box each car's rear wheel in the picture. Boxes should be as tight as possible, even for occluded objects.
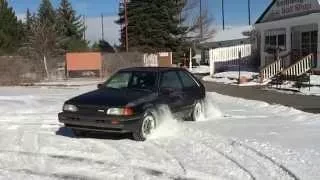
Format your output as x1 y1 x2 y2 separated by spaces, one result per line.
133 111 156 141
191 100 203 121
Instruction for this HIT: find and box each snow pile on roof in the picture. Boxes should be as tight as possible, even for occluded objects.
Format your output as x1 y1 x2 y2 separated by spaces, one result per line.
204 25 252 43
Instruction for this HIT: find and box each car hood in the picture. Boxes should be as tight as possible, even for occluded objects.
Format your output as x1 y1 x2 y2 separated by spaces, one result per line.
67 88 156 107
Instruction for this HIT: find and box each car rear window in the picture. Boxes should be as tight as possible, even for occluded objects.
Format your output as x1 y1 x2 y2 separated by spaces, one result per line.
178 71 198 88
160 71 183 90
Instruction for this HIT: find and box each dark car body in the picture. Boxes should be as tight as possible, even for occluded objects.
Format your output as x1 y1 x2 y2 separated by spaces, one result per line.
58 67 205 134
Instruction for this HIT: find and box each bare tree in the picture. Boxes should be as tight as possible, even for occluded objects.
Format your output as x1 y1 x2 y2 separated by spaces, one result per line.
183 0 215 43
20 20 65 79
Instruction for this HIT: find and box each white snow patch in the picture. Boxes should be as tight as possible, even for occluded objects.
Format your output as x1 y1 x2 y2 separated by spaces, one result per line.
204 25 252 43
189 65 210 74
202 71 261 86
34 79 103 86
149 105 182 139
266 76 320 96
0 86 319 179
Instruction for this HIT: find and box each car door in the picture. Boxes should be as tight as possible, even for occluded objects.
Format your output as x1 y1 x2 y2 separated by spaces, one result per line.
177 70 202 112
158 70 184 113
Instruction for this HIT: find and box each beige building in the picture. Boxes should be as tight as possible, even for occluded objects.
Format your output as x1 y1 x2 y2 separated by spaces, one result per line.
255 0 320 80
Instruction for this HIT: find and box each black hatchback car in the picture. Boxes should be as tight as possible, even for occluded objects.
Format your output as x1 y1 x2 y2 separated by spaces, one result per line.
58 67 205 141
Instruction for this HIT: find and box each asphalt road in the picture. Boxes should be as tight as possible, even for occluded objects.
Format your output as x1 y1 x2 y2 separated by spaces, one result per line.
202 81 320 114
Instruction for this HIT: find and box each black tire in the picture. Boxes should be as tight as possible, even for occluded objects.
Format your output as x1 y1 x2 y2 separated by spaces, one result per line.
132 110 157 141
191 100 204 121
72 129 87 137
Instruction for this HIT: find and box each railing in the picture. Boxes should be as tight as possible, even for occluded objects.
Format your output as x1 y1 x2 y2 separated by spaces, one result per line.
281 53 314 77
260 51 292 82
260 57 284 82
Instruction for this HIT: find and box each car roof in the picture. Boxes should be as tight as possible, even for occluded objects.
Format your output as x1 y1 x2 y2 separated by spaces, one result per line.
119 67 186 72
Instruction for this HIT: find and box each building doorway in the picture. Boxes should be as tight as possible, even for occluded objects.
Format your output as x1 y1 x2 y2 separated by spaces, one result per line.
291 24 318 66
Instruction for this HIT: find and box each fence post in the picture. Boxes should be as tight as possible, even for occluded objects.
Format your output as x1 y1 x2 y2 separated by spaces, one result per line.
238 50 241 84
209 49 215 77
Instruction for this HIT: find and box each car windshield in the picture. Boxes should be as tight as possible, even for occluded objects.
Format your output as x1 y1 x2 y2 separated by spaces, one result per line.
104 71 156 91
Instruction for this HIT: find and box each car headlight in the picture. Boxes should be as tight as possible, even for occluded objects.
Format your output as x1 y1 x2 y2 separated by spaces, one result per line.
63 104 78 112
106 107 133 116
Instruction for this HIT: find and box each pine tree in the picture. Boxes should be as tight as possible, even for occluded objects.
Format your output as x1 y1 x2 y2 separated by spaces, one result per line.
0 0 24 54
116 0 189 53
26 9 32 31
57 0 88 51
115 1 126 51
38 0 56 26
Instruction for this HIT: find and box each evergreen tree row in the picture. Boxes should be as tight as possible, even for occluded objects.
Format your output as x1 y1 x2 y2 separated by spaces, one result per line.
0 0 88 56
116 0 193 60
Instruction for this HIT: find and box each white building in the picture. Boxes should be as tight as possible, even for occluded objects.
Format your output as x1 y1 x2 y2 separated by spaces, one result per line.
200 26 257 76
255 0 320 81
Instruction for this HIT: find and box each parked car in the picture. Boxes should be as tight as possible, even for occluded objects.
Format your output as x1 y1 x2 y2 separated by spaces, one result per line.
58 67 206 141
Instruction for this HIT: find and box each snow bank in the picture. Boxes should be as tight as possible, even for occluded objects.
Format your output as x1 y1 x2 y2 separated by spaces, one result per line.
34 79 103 86
202 71 260 86
267 77 320 96
189 65 210 74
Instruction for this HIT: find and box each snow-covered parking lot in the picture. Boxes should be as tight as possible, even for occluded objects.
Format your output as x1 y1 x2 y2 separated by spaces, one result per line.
0 85 320 180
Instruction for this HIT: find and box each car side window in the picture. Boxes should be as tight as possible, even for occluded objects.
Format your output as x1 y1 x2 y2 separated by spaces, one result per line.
178 71 198 88
105 72 131 89
160 71 183 90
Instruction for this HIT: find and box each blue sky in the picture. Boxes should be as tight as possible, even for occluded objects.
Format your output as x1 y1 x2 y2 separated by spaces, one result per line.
8 0 272 43
8 0 271 25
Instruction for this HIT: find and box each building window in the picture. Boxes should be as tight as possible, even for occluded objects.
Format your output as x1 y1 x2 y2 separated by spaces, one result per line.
265 34 286 52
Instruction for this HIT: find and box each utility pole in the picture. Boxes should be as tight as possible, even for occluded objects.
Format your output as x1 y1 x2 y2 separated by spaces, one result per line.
248 0 251 25
124 0 129 52
83 15 86 40
101 13 104 40
222 0 225 30
200 0 203 40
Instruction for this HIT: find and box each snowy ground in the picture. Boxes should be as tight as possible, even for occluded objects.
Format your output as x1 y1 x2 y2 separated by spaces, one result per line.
266 75 320 96
202 71 261 86
0 85 320 179
189 66 210 74
33 78 103 86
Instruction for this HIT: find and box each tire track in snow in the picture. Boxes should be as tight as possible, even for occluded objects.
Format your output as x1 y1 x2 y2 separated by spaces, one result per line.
0 149 195 180
149 141 187 175
230 140 300 180
0 168 99 180
182 125 297 180
182 137 256 180
214 149 256 180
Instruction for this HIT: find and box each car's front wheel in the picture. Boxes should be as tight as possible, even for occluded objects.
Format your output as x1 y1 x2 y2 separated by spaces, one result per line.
133 111 156 141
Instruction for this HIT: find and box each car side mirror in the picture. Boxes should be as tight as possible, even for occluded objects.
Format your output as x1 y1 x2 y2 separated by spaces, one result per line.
97 83 103 89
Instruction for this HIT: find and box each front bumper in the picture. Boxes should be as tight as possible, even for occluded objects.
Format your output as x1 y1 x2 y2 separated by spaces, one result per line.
58 112 142 133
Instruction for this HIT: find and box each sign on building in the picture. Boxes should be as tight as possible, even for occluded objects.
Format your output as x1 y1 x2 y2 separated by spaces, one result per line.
260 0 320 23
